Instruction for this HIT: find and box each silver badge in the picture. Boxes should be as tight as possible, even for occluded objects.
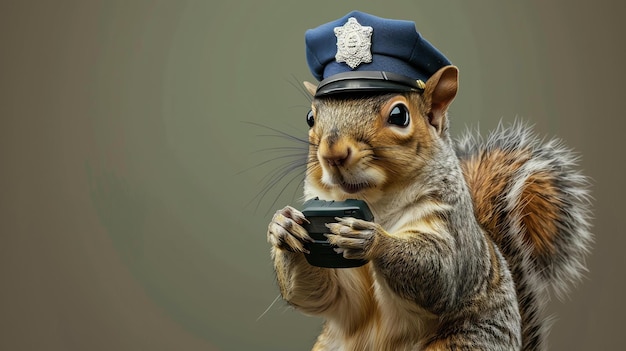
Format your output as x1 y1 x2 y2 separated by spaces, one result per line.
334 17 373 69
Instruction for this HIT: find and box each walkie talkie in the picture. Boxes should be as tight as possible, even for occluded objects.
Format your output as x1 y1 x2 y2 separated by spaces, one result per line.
301 198 373 268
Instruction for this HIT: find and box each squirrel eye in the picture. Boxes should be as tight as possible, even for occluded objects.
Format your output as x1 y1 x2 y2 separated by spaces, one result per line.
306 110 315 127
387 104 410 128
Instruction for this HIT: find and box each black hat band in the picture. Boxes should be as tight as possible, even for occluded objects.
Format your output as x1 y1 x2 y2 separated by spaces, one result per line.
315 71 425 97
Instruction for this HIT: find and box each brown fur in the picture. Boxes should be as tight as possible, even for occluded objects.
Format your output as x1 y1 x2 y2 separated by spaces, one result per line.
517 171 562 257
460 148 531 240
460 147 565 261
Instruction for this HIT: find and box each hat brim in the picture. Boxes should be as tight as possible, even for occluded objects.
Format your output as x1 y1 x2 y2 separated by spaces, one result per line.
314 71 424 97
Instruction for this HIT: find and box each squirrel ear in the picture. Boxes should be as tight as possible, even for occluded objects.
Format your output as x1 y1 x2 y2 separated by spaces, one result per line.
303 81 317 96
423 65 458 134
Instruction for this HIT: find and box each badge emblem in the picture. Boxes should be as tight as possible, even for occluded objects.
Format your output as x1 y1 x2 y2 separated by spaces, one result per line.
334 17 373 69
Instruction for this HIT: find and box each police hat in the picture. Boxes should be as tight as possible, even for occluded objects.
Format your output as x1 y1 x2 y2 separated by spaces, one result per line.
305 11 451 97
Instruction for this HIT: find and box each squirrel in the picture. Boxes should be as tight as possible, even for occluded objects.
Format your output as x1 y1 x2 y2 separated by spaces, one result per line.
267 11 592 351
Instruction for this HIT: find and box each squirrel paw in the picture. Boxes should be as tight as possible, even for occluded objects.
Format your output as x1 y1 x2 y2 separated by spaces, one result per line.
267 206 313 253
325 217 381 260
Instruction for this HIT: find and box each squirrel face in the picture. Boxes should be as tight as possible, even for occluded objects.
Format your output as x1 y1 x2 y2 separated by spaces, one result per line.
302 65 459 204
304 92 433 202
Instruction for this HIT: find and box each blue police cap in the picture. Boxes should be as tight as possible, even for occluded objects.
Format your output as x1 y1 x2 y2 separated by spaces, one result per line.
305 11 451 97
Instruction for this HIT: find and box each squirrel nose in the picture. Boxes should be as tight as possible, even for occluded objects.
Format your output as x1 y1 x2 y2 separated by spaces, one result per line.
319 142 352 167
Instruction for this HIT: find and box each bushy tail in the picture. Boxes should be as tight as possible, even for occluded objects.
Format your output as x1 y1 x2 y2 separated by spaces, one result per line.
455 121 593 351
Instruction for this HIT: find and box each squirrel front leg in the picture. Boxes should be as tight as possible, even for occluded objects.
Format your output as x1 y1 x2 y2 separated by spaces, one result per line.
327 215 522 350
268 206 342 315
326 216 463 314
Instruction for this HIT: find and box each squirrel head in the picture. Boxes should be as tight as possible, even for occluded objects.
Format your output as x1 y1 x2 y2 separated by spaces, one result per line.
302 65 459 204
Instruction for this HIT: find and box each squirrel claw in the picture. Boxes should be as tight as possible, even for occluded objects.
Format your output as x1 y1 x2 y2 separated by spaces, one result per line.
268 206 313 253
325 217 380 260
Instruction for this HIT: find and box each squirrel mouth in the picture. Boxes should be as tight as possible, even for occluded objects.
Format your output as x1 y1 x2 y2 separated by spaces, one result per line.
339 180 370 194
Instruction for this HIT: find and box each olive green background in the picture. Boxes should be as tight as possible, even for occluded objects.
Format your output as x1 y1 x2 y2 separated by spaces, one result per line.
1 1 624 350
